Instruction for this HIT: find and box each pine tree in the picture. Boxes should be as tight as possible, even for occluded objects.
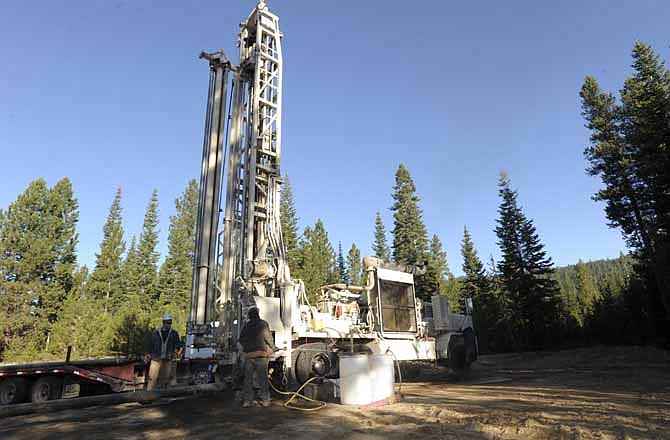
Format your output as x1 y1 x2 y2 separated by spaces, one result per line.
372 211 390 261
48 266 113 359
461 226 486 297
280 175 300 270
43 178 79 322
337 242 348 283
109 191 159 356
88 188 125 313
575 260 600 325
580 41 670 336
157 180 198 334
121 235 138 309
0 178 79 360
115 236 148 357
391 164 428 266
460 226 499 351
421 234 460 306
495 172 560 349
131 189 160 307
294 219 337 302
346 243 363 285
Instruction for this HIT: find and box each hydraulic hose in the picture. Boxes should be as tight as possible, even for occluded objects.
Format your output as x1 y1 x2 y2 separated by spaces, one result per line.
268 375 327 412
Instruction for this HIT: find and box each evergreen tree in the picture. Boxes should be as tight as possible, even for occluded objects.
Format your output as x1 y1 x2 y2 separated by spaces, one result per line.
280 175 300 269
158 180 198 334
495 172 560 349
372 211 390 261
390 164 430 299
461 226 487 298
48 266 113 359
294 219 337 302
391 164 428 266
337 242 348 283
129 189 160 307
43 178 79 322
109 191 159 356
88 188 125 312
580 41 670 337
123 236 138 285
0 178 79 360
574 260 600 325
460 226 499 351
422 234 460 307
114 234 151 356
346 243 363 285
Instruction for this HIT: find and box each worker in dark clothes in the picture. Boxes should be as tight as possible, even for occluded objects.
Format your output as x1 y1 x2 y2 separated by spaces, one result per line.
238 307 277 407
145 314 182 390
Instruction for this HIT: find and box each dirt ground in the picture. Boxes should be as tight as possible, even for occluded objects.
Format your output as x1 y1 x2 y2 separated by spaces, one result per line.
2 346 669 440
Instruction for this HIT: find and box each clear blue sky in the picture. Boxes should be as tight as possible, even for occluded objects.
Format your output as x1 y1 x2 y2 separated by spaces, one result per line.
1 1 668 275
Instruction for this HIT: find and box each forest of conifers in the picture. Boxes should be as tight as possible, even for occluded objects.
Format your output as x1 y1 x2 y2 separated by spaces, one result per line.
1 41 668 363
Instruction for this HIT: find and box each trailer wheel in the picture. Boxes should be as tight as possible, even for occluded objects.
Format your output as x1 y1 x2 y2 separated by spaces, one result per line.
31 376 63 403
191 367 212 385
0 378 29 405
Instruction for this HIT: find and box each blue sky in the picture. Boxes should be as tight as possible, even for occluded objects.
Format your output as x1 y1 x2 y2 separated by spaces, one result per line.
1 1 668 275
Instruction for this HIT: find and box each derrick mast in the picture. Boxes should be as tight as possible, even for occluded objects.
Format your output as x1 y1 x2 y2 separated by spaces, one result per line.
187 1 295 361
217 0 296 363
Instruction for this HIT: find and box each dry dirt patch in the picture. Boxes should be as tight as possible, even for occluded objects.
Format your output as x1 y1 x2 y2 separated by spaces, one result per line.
1 346 669 439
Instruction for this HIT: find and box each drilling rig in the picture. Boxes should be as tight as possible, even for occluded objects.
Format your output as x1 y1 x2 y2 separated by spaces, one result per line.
184 0 477 389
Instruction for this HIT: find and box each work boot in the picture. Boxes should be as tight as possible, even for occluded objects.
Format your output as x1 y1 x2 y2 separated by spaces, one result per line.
259 400 271 408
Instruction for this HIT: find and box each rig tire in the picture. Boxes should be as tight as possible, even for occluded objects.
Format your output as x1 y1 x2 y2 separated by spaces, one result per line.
30 376 63 403
0 378 29 405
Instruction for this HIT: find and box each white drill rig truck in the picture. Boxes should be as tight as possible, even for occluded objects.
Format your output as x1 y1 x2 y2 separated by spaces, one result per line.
184 0 477 391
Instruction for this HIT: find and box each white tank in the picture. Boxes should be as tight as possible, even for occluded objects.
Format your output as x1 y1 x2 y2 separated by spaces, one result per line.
338 353 373 405
369 354 395 402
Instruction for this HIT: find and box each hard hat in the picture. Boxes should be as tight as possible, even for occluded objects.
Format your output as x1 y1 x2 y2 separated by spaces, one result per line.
162 313 173 321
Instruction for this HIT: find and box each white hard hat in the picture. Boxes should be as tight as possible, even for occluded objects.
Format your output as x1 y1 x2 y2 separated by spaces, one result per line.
162 313 173 321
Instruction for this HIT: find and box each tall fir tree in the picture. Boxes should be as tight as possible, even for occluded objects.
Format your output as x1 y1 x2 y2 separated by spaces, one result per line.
157 180 198 334
110 191 159 356
495 172 560 349
422 234 460 307
43 178 80 322
280 175 300 270
0 178 79 361
390 164 431 299
460 225 500 352
130 189 160 307
391 164 428 266
372 211 390 261
581 41 670 337
294 219 337 302
346 243 363 285
88 188 125 313
461 226 487 298
337 242 348 283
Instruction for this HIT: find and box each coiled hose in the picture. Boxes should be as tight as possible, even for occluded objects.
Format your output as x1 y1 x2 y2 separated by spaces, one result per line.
268 375 327 412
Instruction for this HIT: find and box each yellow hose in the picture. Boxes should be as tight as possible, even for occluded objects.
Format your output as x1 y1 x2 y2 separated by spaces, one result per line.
268 375 327 412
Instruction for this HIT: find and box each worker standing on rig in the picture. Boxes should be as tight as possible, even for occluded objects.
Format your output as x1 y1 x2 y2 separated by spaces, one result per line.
145 314 182 390
239 307 277 408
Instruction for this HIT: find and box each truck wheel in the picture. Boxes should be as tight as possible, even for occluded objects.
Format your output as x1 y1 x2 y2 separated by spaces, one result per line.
31 377 63 403
0 378 28 405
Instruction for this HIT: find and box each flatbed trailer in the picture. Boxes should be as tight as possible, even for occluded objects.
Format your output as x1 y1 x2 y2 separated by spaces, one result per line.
0 357 147 405
0 355 220 406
